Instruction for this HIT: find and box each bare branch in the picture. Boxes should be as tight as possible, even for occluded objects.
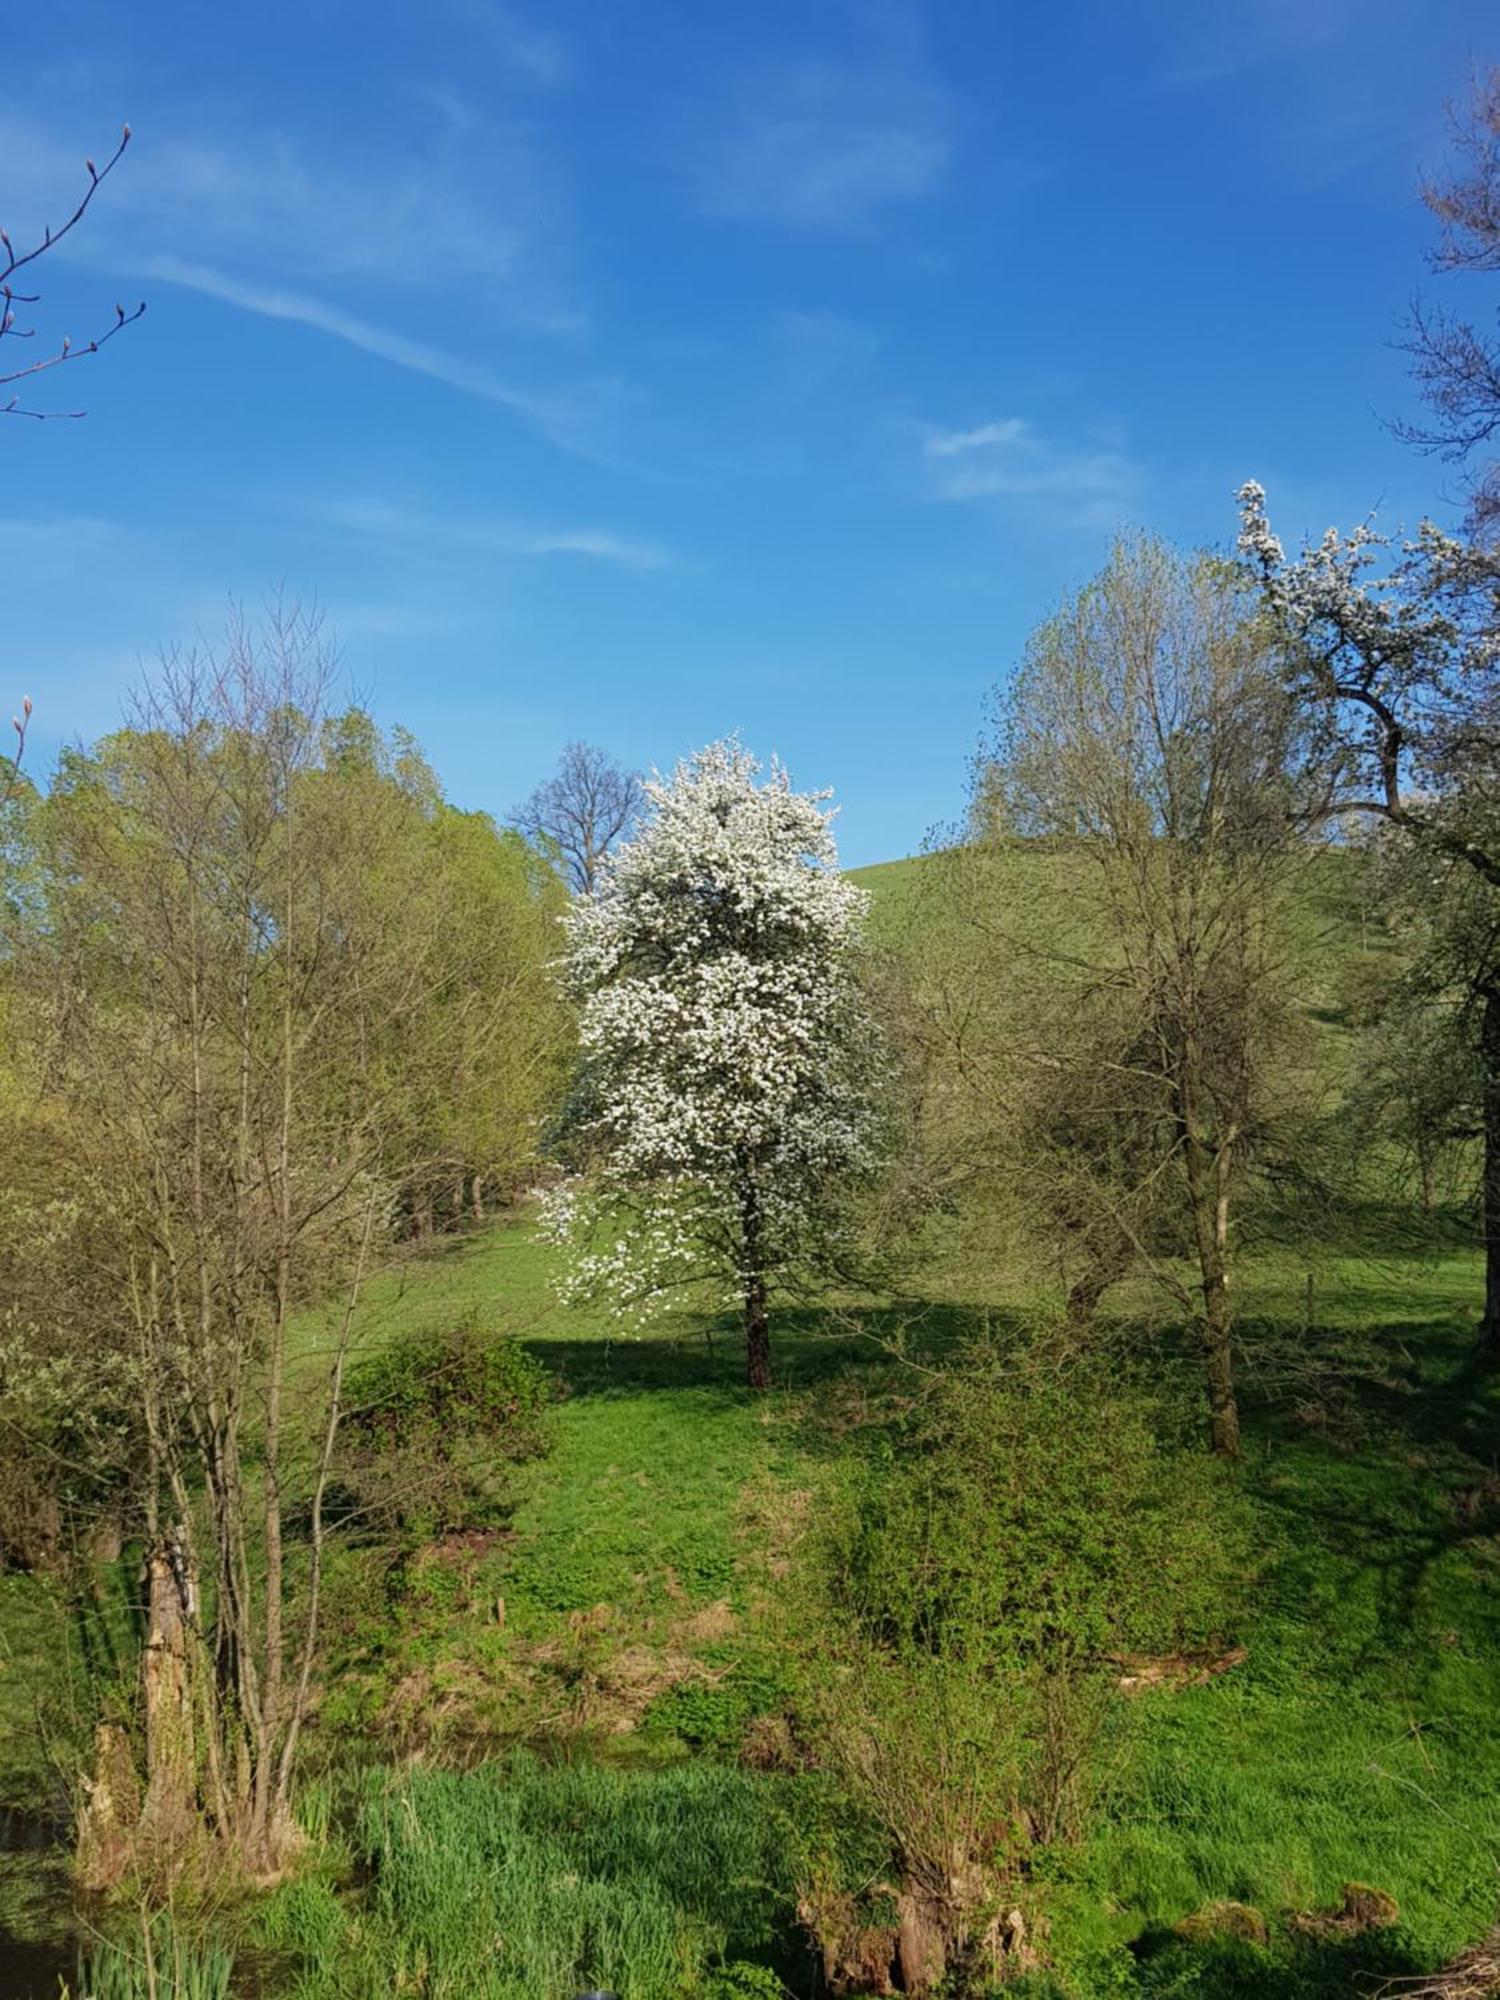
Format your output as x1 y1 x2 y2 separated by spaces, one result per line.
0 125 145 420
2 692 31 807
1400 67 1500 538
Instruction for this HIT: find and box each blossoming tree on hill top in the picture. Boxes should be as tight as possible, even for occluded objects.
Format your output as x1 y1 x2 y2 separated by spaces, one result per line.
544 739 877 1388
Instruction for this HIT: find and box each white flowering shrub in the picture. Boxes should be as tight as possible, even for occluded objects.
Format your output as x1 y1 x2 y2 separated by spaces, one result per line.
542 740 878 1386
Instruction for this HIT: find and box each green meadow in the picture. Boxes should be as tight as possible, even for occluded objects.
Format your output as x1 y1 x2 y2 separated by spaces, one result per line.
6 1212 1494 1995
2 842 1495 2000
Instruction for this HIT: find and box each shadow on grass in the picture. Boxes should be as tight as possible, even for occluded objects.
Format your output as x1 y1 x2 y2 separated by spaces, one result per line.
1223 1301 1500 1667
1131 1922 1435 1998
525 1298 1002 1402
1338 1325 1500 1465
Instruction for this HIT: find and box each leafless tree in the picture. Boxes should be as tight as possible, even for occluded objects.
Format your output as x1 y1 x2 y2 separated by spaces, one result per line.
961 538 1319 1457
512 740 642 895
2 125 144 421
1400 67 1500 540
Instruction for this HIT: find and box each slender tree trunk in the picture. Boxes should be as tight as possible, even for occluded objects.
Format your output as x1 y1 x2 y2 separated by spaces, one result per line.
1201 1299 1240 1459
1181 1120 1241 1459
471 1173 485 1223
738 1176 773 1391
1480 981 1500 1359
1065 1269 1109 1328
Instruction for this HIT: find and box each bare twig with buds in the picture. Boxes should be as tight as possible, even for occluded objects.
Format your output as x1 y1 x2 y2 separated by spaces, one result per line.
3 693 32 807
0 126 145 420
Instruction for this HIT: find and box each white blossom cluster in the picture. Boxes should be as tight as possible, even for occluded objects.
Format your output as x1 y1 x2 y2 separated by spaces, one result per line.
542 739 877 1327
1235 480 1500 800
1237 481 1500 677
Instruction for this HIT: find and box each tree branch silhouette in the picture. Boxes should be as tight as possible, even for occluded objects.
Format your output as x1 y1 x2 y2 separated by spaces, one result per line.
1 125 145 420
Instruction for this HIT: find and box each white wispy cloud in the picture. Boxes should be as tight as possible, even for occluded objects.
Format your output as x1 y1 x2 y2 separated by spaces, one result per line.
0 102 614 443
696 61 953 230
1163 0 1353 90
0 111 560 309
312 495 677 572
149 256 601 445
923 417 1141 522
448 0 573 86
525 529 674 570
925 419 1031 460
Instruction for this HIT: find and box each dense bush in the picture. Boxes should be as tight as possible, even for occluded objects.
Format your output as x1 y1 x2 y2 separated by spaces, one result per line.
339 1314 551 1538
796 1347 1256 1987
834 1350 1250 1672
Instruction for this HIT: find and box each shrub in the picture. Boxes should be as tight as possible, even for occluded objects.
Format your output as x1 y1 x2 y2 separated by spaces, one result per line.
798 1345 1255 1989
339 1314 551 1538
834 1350 1249 1675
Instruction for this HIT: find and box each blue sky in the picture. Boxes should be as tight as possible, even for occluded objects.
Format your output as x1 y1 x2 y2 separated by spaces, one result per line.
4 0 1494 863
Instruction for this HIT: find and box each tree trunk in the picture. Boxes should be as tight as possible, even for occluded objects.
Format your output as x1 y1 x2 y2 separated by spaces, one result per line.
1065 1268 1110 1328
6 1489 63 1573
1202 1301 1240 1459
1481 982 1500 1359
1417 1135 1435 1214
1065 1238 1129 1328
471 1172 485 1223
739 1176 773 1391
139 1531 197 1848
87 1509 124 1567
1182 1130 1241 1458
76 1721 141 1892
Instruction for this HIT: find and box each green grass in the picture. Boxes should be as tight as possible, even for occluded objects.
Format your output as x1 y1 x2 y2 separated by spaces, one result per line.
4 1211 1497 1996
312 1219 885 1754
307 1217 1499 1996
254 1754 831 1999
70 1916 234 2000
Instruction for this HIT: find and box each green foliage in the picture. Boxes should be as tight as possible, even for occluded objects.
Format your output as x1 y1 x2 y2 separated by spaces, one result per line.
7 1195 1500 2000
256 1874 348 1959
831 1348 1251 1672
705 1963 789 1997
73 1916 233 2000
643 1654 788 1750
266 1756 809 1999
778 1345 1256 1987
340 1313 552 1537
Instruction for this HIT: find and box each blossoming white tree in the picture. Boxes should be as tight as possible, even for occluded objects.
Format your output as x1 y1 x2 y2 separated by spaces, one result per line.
1237 481 1500 1348
546 739 876 1388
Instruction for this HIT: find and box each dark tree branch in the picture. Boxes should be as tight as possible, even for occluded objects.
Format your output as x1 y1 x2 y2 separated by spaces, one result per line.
511 740 643 895
1397 68 1500 537
1 125 145 420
